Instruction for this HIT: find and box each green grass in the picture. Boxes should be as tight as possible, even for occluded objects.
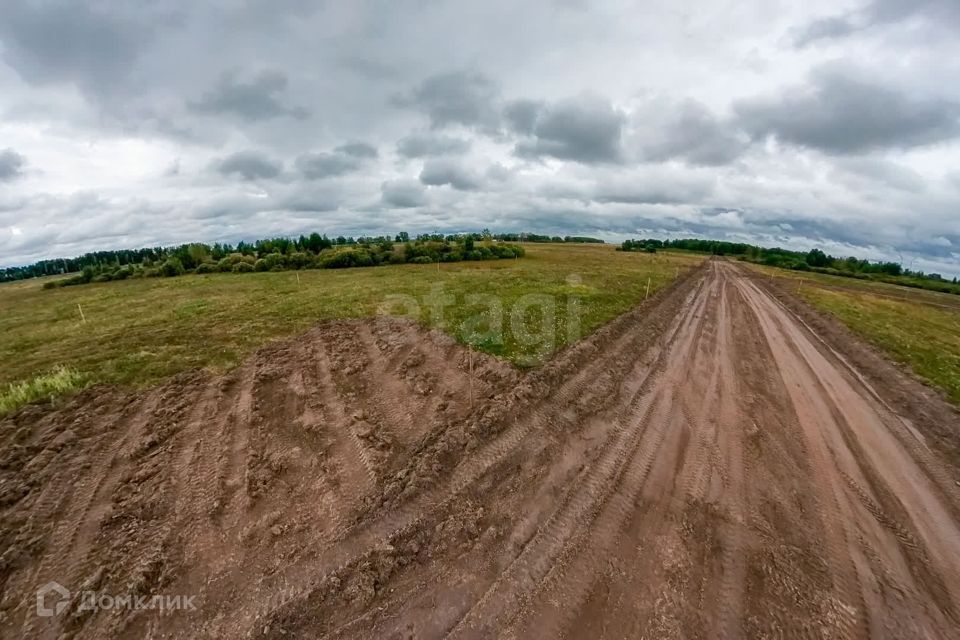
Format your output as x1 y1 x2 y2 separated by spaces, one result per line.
0 366 88 416
749 263 960 404
0 244 703 401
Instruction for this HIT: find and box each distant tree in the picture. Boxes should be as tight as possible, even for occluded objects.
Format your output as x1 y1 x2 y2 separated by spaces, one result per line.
806 248 829 267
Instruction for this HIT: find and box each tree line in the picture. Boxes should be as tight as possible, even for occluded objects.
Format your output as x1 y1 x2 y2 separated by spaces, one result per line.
0 232 528 289
620 238 960 295
1 230 604 285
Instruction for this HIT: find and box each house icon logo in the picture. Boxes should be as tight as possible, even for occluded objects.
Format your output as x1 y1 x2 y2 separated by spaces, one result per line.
36 582 70 617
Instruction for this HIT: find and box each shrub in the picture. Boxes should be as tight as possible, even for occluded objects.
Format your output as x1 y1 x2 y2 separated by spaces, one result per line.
159 257 185 277
288 251 312 269
388 249 406 265
0 367 87 416
409 256 433 264
113 265 134 280
194 262 217 274
233 262 255 273
319 248 374 269
258 252 286 271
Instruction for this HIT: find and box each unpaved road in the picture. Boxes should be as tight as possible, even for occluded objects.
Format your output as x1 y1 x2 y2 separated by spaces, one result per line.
3 260 960 638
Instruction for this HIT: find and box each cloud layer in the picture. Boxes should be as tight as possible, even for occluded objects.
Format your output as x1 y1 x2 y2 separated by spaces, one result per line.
1 0 959 277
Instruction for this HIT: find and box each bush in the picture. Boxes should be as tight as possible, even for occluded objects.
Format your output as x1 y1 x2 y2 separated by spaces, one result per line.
288 252 312 269
159 257 185 277
409 256 433 264
258 252 286 271
319 248 374 269
194 262 217 274
113 265 135 280
232 262 255 273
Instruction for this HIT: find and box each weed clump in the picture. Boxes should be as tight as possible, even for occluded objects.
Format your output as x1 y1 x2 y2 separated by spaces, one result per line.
0 367 88 416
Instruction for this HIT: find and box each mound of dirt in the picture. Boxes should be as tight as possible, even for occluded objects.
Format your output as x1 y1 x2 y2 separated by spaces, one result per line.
4 263 960 639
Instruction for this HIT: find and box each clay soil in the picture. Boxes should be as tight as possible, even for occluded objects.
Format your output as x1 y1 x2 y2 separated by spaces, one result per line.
3 260 960 639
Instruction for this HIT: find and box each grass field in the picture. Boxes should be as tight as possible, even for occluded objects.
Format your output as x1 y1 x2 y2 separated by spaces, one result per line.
750 264 960 404
0 244 703 412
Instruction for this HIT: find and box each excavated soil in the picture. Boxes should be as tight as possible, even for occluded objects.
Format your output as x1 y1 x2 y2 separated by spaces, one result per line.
3 260 960 639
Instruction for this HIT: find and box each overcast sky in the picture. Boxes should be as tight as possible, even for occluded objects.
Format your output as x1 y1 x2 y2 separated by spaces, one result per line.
1 0 959 276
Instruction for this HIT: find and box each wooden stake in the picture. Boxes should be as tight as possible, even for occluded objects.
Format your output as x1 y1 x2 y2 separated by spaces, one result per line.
644 277 651 300
675 266 679 279
77 303 86 323
296 272 301 286
797 279 803 294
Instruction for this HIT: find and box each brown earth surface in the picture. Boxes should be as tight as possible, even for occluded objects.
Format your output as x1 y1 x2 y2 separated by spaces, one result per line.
3 260 960 639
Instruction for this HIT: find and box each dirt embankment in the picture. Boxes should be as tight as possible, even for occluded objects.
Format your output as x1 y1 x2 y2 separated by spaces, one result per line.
3 260 960 639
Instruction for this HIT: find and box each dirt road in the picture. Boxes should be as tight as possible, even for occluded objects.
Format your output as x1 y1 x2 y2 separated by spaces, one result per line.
3 260 960 638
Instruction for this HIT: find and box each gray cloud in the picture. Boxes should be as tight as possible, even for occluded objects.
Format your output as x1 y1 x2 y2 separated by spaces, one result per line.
295 142 379 179
381 179 427 208
396 132 472 158
793 0 960 46
632 99 747 166
793 16 859 48
335 142 378 158
419 159 481 191
295 153 359 179
0 1 165 95
215 150 282 181
503 99 544 135
0 149 26 182
395 70 500 130
734 67 960 154
591 169 715 205
833 157 927 193
515 95 624 164
189 70 308 121
868 0 960 27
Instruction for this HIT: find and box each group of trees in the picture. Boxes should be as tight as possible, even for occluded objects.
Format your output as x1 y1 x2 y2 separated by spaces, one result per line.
620 238 960 295
492 233 604 244
1 230 601 285
11 233 526 289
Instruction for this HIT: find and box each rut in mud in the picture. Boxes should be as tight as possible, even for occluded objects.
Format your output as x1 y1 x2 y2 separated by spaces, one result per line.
3 260 960 639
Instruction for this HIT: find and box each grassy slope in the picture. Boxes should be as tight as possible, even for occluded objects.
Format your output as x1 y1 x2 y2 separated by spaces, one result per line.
0 244 703 394
750 264 960 404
